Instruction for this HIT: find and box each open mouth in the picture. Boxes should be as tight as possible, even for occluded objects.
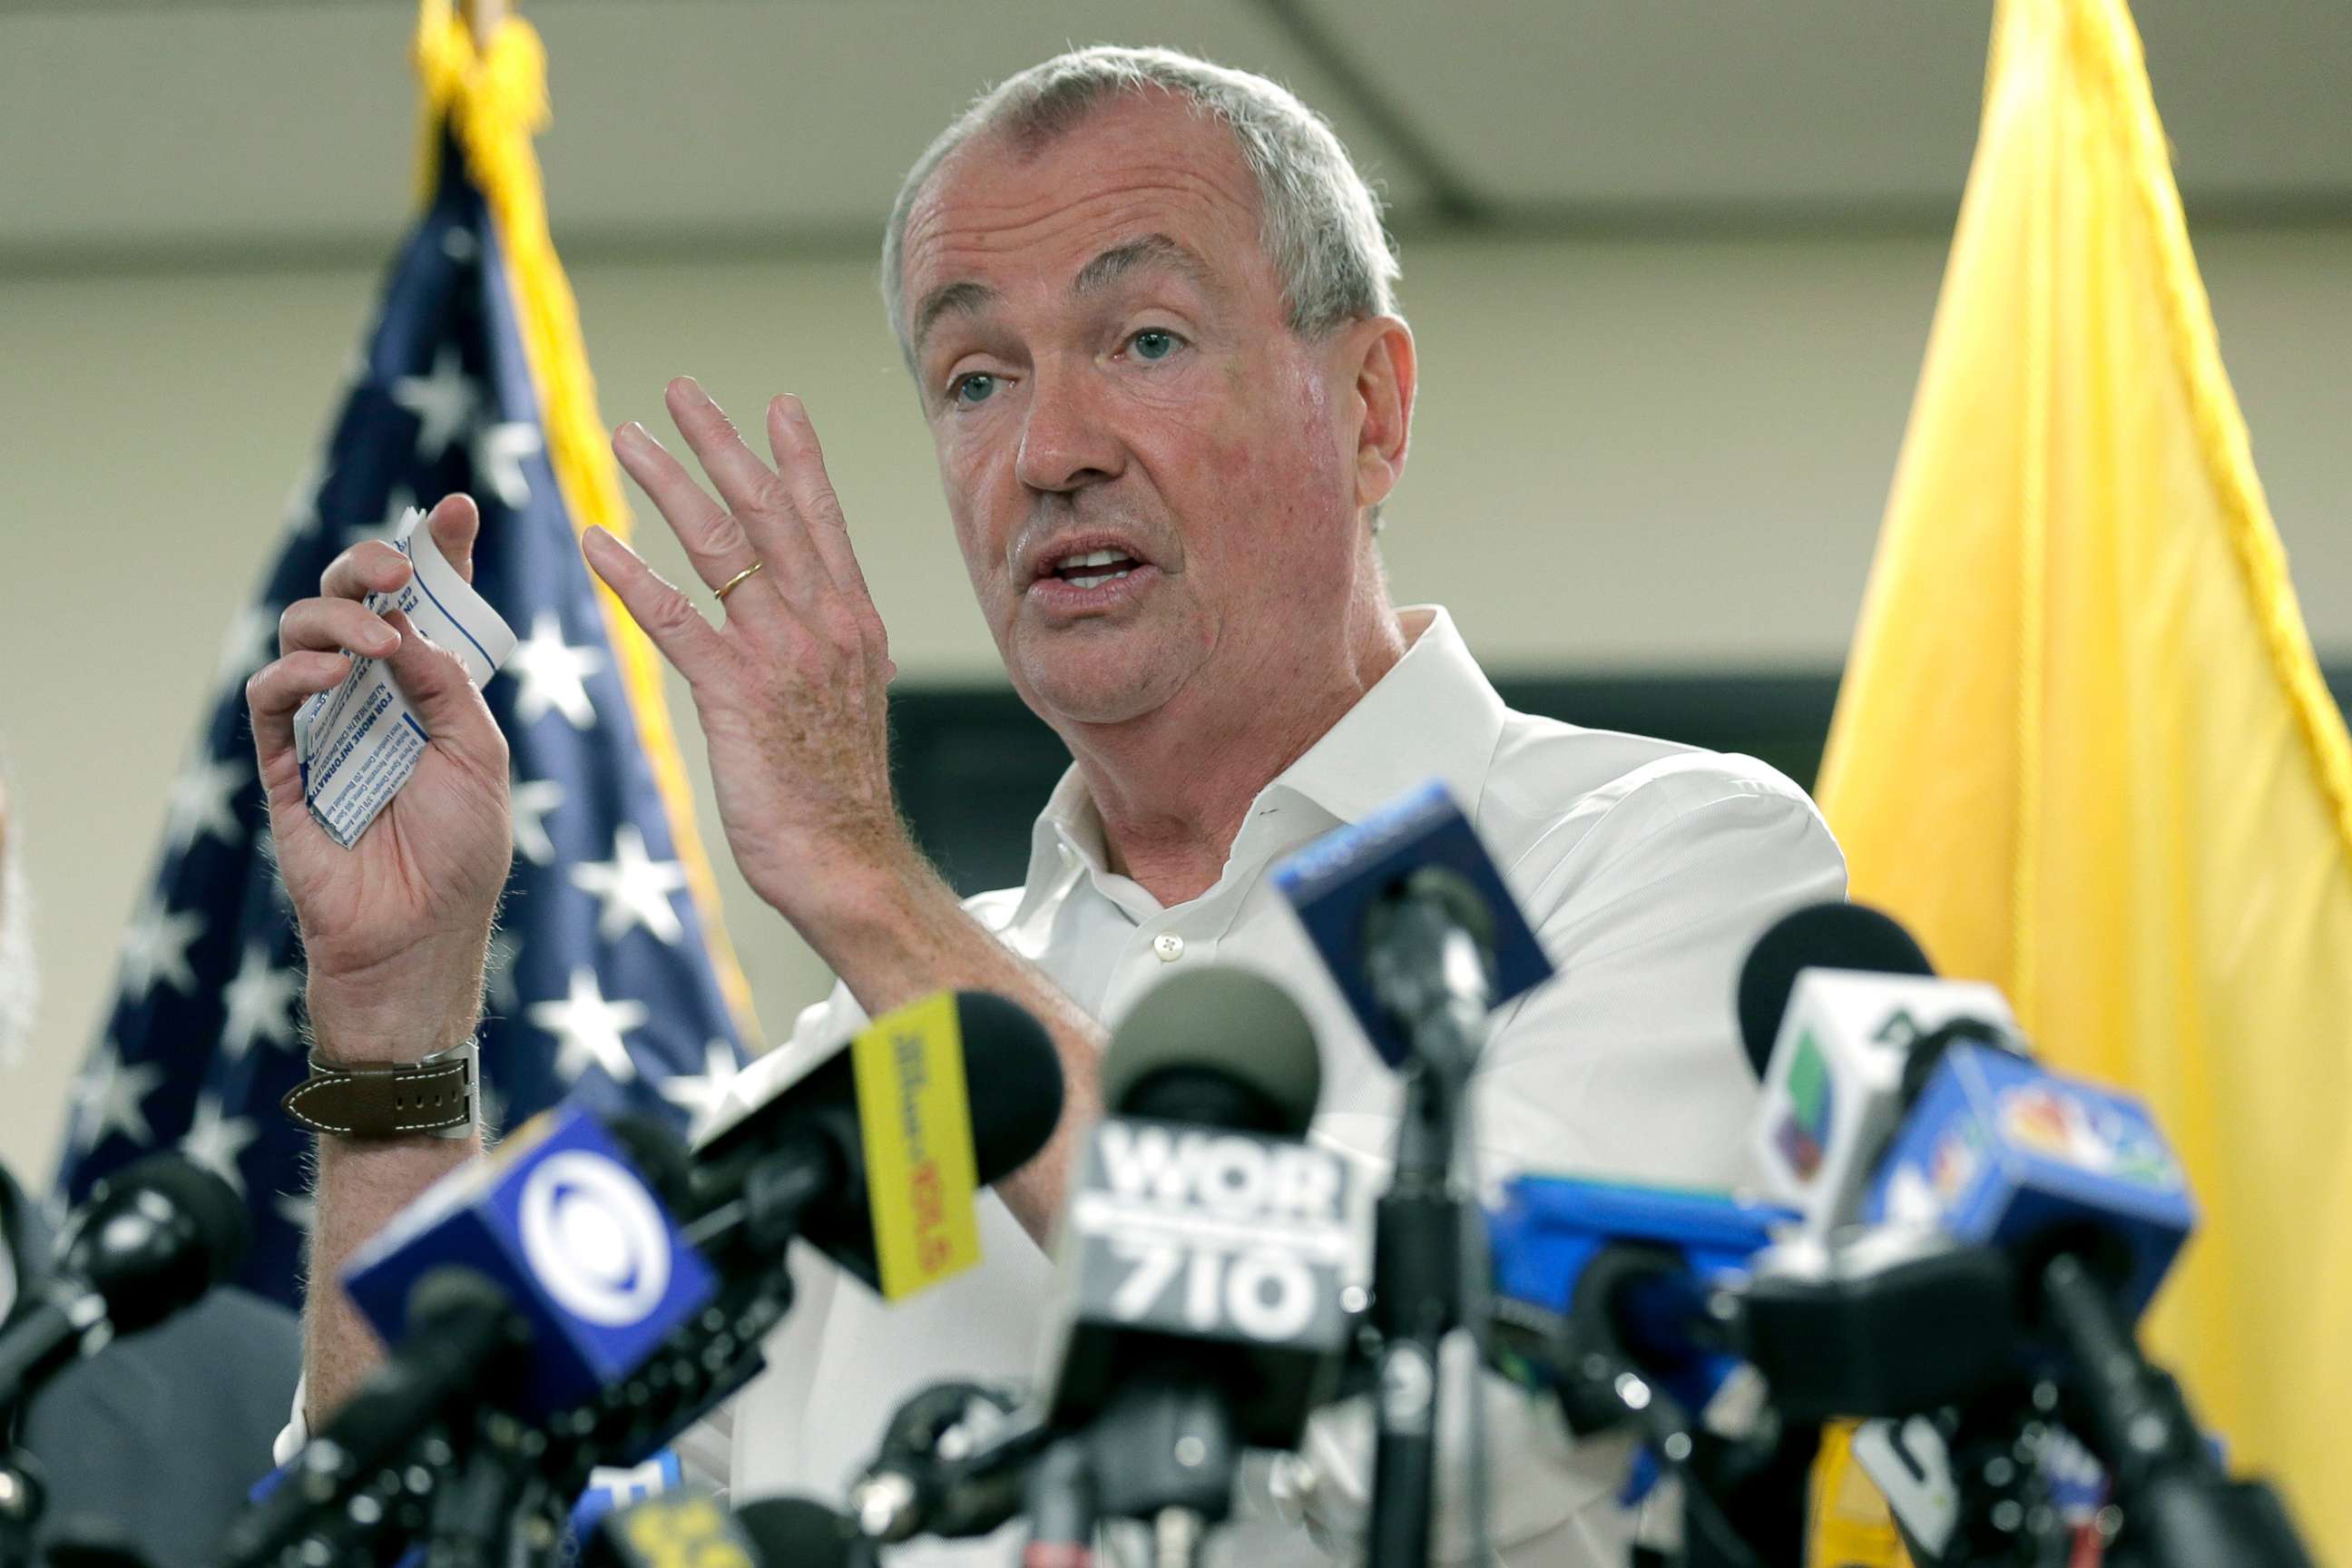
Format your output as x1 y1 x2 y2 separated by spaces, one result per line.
1045 547 1141 590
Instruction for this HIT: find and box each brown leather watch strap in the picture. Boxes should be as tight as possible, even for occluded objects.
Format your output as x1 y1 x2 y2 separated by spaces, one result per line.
281 1042 478 1138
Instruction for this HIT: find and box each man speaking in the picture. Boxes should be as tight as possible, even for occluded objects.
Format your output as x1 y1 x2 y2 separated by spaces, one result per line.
253 45 1846 1564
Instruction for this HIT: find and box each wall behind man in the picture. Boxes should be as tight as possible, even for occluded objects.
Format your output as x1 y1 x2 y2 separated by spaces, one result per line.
1 221 2346 1176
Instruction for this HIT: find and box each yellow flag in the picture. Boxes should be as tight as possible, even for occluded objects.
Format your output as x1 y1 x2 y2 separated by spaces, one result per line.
1815 0 2352 1556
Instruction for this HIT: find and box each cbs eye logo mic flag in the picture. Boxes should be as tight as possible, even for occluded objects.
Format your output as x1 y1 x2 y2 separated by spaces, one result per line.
343 1104 717 1418
520 1150 680 1327
53 0 759 1308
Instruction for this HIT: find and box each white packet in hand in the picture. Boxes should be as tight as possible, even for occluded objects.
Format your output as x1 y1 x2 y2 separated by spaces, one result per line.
293 508 517 848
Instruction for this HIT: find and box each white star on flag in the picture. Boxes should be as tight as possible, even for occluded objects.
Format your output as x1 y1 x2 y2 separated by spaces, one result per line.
473 421 542 509
509 613 603 730
391 343 477 461
119 896 205 1002
275 1191 318 1235
485 930 524 1017
529 967 648 1085
283 457 327 534
348 484 417 549
162 754 247 856
66 1039 164 1152
656 1038 745 1128
215 603 280 686
511 778 565 865
180 1093 260 1195
570 824 689 945
220 942 300 1061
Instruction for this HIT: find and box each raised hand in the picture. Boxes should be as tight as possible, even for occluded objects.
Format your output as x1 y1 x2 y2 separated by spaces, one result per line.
585 378 917 950
247 495 512 1058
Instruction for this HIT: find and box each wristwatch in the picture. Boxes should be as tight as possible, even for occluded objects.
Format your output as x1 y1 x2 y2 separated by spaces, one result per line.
281 1038 480 1140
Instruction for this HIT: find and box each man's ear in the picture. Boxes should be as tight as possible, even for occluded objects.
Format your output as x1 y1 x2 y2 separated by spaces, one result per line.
1348 316 1416 514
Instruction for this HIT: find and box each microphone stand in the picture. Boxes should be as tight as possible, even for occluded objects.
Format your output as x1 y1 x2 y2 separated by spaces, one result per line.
2039 1255 2312 1568
1022 1436 1097 1568
0 1448 43 1568
1364 902 1490 1568
1084 1371 1240 1568
224 1185 811 1568
423 1412 554 1568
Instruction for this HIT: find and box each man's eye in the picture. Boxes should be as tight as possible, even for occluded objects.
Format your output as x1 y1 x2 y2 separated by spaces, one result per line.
949 372 998 407
1129 329 1181 362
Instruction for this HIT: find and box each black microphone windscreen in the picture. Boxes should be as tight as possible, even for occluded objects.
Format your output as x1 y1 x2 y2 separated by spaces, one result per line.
65 1154 249 1328
730 1495 861 1568
952 991 1064 1183
603 1112 698 1208
1735 902 1935 1081
1101 967 1321 1135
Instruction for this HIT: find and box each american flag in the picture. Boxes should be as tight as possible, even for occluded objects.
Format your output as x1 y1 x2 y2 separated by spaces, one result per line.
54 119 753 1305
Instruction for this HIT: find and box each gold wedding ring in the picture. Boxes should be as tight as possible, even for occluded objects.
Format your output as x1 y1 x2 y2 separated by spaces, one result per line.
714 560 765 603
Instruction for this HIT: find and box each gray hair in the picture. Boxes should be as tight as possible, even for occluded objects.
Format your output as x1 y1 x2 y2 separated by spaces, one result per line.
880 44 1401 366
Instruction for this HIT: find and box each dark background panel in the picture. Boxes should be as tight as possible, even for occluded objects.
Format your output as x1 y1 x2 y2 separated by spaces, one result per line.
892 664 2352 898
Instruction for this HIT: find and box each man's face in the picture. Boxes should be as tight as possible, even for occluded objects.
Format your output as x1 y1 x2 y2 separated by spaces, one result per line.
898 94 1378 730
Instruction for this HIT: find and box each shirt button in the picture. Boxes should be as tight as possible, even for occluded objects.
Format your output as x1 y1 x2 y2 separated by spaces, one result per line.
1152 932 1186 963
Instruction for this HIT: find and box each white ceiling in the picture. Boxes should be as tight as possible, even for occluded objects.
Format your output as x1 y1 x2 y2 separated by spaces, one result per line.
3 0 2347 269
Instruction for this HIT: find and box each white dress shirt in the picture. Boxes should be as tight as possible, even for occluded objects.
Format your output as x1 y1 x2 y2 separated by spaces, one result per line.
276 604 1844 1558
713 605 1847 1564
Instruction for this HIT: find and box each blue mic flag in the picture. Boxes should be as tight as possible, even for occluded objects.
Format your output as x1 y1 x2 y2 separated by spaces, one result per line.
1272 779 1553 1067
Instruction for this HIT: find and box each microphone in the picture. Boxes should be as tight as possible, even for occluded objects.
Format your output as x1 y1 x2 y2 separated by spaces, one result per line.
583 1491 866 1568
1275 782 1555 1568
340 1104 719 1421
542 995 1062 1498
1483 1174 1836 1568
1737 901 2022 1238
731 1496 867 1568
1748 911 2307 1564
1857 1053 2298 1567
0 1153 247 1413
1865 1037 2194 1328
1273 779 1552 1072
1733 901 1934 1076
1485 1175 2026 1427
1485 1174 1795 1433
687 990 1063 1297
848 1378 1043 1545
221 1108 712 1568
1035 968 1357 1544
1731 1227 2022 1423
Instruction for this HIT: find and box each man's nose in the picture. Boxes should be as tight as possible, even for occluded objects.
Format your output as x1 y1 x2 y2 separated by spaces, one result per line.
1014 361 1123 494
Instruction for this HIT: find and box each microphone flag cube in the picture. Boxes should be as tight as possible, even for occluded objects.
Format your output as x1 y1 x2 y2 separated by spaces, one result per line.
1865 1043 2196 1322
1487 1175 1796 1416
1750 970 2017 1233
1040 1116 1360 1446
343 1102 717 1419
850 992 985 1301
1272 779 1553 1067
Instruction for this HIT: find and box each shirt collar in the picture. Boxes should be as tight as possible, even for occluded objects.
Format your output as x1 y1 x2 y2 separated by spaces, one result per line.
1009 605 1508 925
1259 604 1507 827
